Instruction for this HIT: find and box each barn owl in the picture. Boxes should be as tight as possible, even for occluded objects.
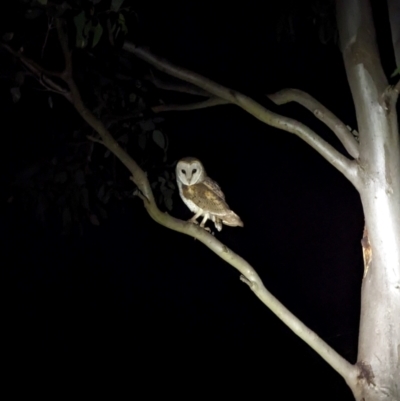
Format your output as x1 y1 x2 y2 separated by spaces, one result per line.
176 157 243 232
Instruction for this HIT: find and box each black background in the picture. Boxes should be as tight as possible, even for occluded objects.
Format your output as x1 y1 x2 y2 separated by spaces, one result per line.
2 1 397 398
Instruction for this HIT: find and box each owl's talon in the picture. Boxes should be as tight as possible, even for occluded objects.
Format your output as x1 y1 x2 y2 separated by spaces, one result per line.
200 225 213 233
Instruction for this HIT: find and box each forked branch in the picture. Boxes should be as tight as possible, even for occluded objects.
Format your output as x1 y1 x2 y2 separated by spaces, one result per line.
71 80 359 388
268 89 359 159
123 42 360 189
3 22 360 390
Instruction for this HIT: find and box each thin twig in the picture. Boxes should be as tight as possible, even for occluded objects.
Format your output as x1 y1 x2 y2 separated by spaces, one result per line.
41 16 54 59
55 18 72 78
1 43 63 79
2 43 70 100
152 97 229 113
87 135 105 145
146 72 214 97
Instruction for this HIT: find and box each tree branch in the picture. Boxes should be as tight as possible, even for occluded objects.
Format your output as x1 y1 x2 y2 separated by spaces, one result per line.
393 79 400 103
152 97 229 113
54 20 153 203
122 42 360 189
141 169 359 387
87 135 105 145
1 43 70 100
5 23 360 388
268 89 359 159
146 73 214 97
382 81 400 111
387 0 400 68
79 98 359 386
336 0 391 157
1 43 63 80
146 72 230 112
55 19 72 78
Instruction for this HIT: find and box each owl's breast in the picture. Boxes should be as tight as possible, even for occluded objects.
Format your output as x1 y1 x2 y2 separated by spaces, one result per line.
180 184 203 213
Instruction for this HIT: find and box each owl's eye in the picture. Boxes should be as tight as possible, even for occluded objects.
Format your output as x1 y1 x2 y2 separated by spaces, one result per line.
192 169 197 174
181 169 186 174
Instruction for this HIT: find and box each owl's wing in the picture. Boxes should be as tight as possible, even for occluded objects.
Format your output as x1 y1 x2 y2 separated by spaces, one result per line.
182 182 230 216
202 177 226 201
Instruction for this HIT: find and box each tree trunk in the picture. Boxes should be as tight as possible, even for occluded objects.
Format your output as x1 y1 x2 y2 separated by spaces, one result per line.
337 0 400 399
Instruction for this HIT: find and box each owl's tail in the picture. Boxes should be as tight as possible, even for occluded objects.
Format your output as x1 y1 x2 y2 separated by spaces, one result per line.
222 211 244 227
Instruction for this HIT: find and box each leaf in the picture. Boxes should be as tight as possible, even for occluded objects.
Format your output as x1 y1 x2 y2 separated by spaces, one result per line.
92 22 103 48
73 11 87 48
25 8 44 19
152 130 165 149
117 134 129 144
37 0 48 4
77 36 88 48
161 188 174 211
111 0 125 12
138 133 147 149
81 187 90 209
139 119 155 132
103 189 112 204
391 67 400 78
62 207 72 227
97 184 105 201
10 87 21 103
54 171 68 183
74 169 86 186
14 71 25 86
167 180 176 190
14 164 41 184
158 176 166 189
2 32 14 42
36 196 48 223
118 13 128 34
96 206 108 219
137 97 146 111
164 196 173 211
89 214 100 226
83 20 92 37
49 1 71 18
129 93 137 102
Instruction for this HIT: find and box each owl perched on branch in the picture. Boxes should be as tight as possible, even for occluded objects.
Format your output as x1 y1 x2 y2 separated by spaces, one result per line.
176 157 243 232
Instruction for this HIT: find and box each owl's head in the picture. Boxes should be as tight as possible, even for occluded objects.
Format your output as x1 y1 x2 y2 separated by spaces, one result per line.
176 157 205 185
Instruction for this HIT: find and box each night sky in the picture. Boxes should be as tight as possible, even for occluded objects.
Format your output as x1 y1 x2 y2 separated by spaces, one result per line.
3 1 396 398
